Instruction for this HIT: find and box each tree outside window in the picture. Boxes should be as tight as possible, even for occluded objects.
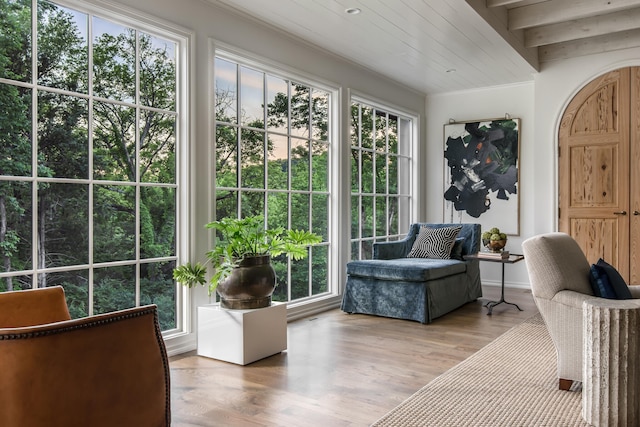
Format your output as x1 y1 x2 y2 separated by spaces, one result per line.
0 0 183 332
214 56 331 302
350 100 413 260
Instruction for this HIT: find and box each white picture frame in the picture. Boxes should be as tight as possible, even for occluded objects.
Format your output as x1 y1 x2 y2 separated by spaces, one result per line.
443 118 520 236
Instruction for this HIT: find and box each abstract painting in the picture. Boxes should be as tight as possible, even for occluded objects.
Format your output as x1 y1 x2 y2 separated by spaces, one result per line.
443 118 520 235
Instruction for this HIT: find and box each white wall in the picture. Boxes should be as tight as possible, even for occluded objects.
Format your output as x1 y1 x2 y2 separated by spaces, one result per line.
426 83 535 287
426 47 640 289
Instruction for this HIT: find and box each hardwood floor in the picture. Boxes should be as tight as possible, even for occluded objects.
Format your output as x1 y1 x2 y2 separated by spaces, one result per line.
170 285 538 426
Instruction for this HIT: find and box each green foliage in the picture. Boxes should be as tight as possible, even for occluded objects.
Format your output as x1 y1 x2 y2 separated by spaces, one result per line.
0 230 19 257
349 102 401 255
1 2 178 327
173 215 321 296
173 262 207 287
61 280 89 319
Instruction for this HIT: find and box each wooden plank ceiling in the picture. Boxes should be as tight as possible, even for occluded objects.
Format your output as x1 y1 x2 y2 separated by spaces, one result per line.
208 0 640 94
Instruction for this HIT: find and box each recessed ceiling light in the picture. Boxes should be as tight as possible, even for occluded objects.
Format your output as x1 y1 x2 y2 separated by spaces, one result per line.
345 8 361 15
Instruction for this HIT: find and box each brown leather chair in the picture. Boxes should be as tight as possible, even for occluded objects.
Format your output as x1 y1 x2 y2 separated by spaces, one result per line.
0 286 171 427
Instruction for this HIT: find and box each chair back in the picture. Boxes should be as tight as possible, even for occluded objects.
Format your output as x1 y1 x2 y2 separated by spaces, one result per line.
0 303 170 427
0 286 71 327
522 232 592 300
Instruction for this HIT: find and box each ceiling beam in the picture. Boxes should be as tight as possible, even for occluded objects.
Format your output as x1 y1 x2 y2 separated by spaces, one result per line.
486 0 522 6
525 8 640 47
509 0 640 30
539 27 640 61
464 0 539 71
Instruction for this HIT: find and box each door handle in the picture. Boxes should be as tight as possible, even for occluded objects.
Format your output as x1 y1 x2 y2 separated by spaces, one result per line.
614 211 627 215
634 211 640 216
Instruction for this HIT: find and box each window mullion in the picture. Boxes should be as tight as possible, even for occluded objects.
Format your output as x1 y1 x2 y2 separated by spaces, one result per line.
235 64 242 218
385 112 390 238
30 0 38 290
0 1 186 330
87 10 95 315
134 29 141 307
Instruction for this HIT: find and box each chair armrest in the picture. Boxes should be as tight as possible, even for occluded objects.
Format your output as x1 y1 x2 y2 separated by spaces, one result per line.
0 305 170 427
374 238 413 259
583 297 640 311
552 289 602 309
554 288 640 308
629 286 640 299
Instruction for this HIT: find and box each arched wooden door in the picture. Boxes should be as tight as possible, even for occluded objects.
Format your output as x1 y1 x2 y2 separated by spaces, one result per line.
559 67 640 285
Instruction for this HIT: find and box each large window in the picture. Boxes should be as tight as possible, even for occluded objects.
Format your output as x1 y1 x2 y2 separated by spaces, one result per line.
350 99 413 259
214 54 331 303
0 0 186 332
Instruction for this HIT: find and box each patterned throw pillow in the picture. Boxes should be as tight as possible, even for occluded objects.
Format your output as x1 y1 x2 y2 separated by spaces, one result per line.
407 225 462 259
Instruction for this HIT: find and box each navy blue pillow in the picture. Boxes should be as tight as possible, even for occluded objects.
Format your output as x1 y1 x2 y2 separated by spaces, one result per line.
588 265 601 297
589 264 617 299
596 258 632 299
449 237 465 260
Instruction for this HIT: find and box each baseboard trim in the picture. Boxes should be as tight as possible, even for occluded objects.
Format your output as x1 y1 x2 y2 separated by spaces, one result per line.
286 295 342 322
482 281 531 290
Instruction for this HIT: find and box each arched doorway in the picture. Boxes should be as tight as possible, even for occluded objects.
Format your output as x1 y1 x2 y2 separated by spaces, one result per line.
558 67 640 285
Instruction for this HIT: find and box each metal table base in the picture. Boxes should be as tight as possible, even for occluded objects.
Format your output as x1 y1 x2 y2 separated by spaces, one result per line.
483 262 523 315
464 253 525 315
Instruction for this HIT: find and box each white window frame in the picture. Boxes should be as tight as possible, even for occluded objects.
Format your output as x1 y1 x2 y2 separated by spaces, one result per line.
0 0 193 349
209 42 342 318
349 92 418 259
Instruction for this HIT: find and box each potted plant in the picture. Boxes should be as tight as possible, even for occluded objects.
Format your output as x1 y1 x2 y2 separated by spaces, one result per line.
173 215 322 309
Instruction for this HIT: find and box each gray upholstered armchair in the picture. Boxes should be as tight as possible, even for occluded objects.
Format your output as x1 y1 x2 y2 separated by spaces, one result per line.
522 232 640 390
341 223 482 323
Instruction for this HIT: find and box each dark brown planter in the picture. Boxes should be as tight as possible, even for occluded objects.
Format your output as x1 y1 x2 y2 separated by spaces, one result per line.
216 255 276 309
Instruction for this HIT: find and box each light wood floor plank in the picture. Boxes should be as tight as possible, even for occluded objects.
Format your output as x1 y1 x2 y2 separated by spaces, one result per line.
170 286 538 426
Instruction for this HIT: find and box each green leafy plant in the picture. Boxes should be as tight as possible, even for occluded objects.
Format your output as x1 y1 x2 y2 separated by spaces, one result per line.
172 215 322 295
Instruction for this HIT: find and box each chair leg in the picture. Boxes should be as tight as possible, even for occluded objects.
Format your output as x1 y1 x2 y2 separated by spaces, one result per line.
559 378 573 391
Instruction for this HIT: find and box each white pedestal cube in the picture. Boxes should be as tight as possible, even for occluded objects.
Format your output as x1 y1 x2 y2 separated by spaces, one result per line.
197 302 287 365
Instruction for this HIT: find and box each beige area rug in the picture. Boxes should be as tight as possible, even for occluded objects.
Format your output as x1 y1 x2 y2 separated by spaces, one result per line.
372 315 589 427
